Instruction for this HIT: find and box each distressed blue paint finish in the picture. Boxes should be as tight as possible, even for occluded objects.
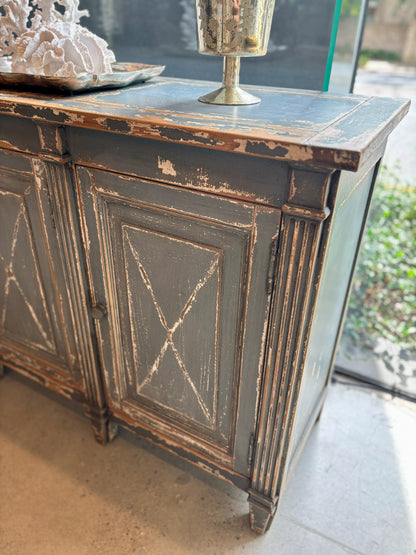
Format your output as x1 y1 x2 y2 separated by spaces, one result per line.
0 78 410 533
0 78 409 171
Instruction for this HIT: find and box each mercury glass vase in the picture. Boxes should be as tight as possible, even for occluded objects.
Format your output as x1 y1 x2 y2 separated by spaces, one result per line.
195 0 276 105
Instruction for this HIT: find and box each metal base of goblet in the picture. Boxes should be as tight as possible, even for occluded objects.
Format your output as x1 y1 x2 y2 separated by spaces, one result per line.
198 85 260 105
198 56 260 106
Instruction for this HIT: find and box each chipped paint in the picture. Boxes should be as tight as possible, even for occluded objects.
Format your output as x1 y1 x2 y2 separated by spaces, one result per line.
157 156 177 177
232 138 316 163
112 400 236 467
180 177 270 205
0 140 15 150
0 80 409 171
196 167 210 186
288 170 297 203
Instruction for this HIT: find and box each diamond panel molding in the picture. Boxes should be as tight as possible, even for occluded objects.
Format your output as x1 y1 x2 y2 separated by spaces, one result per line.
124 226 220 428
0 187 55 354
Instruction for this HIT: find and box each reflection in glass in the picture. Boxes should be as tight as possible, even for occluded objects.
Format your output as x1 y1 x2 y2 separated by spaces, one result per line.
329 0 368 92
80 0 339 91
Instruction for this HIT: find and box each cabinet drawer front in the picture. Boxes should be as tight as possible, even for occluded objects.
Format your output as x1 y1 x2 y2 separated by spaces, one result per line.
76 167 280 472
0 151 83 389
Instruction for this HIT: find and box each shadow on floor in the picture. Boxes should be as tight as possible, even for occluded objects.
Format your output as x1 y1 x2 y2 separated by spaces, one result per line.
1 370 415 554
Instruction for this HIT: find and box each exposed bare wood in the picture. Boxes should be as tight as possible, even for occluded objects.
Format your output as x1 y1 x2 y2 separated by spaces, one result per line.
0 79 410 171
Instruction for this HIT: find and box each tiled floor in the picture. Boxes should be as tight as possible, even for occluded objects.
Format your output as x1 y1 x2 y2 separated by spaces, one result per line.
1 370 415 554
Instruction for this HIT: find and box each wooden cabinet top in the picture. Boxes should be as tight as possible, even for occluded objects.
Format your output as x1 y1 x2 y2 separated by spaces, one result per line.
0 78 409 171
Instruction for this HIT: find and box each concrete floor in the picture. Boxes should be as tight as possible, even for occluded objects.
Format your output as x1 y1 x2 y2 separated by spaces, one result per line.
1 370 415 554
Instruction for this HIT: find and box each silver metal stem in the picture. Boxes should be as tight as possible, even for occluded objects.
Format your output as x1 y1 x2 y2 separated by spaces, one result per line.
198 55 260 105
223 56 240 89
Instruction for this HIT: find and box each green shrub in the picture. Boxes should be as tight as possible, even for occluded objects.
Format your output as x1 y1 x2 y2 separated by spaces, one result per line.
341 0 362 17
343 165 416 358
359 49 401 67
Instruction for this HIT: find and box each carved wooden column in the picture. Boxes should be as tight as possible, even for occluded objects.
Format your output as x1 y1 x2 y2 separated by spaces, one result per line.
35 123 116 443
248 167 333 533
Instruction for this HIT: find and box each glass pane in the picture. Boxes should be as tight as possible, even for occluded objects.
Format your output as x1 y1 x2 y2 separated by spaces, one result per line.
328 0 367 93
335 2 416 401
336 164 416 401
80 0 338 90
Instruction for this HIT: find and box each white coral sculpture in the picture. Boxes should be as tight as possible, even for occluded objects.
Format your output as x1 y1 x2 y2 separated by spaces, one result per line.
0 0 116 77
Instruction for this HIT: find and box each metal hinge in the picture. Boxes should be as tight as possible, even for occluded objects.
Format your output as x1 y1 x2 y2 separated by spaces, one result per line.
248 433 255 467
266 236 279 294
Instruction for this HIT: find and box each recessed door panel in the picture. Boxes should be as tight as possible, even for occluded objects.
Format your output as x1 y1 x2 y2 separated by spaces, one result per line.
77 166 280 472
0 151 84 389
122 224 221 430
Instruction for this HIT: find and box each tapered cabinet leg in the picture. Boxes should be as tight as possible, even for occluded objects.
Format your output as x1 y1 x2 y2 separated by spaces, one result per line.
88 407 118 445
248 489 278 534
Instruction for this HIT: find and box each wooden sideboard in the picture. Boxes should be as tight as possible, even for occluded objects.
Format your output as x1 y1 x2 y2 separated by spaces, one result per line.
0 79 409 533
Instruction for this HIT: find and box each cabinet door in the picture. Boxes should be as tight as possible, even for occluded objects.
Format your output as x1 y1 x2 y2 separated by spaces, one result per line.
0 149 84 393
76 166 279 474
